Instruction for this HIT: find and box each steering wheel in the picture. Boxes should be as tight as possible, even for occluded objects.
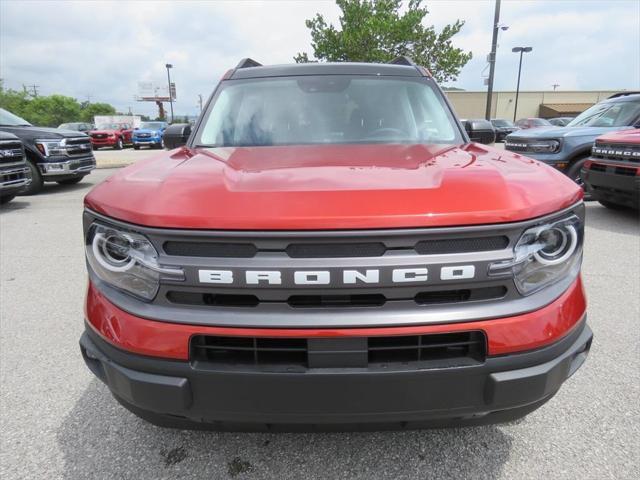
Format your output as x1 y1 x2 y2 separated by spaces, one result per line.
364 127 407 140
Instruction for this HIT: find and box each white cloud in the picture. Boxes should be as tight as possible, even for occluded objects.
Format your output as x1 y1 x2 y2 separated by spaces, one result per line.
0 0 638 117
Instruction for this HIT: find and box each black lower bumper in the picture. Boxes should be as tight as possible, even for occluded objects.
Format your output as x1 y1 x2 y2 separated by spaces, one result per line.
80 319 592 431
582 167 640 209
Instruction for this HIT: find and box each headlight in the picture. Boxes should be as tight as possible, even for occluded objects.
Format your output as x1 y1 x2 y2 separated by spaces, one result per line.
490 214 583 295
35 139 66 156
527 139 561 153
86 223 184 301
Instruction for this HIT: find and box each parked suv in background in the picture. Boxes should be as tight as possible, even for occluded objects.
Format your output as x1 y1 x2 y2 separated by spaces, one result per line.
80 58 591 431
89 123 133 150
490 119 519 142
505 93 640 192
58 122 94 133
549 117 574 127
0 131 31 204
0 108 96 194
515 118 554 129
581 129 640 210
132 121 168 149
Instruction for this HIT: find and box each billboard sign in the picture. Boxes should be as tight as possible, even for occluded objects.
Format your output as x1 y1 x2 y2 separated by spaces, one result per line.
137 81 176 102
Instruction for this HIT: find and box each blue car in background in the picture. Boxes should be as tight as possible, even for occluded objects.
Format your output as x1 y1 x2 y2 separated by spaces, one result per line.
132 121 168 149
505 92 640 195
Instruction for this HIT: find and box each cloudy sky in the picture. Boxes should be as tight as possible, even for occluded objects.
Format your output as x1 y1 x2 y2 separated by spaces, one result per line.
1 0 638 116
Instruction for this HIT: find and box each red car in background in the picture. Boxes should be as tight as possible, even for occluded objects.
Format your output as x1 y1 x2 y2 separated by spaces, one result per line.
89 123 133 150
581 129 640 210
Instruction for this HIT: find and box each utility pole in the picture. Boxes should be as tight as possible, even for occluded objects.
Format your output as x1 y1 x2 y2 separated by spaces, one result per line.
198 94 203 113
165 64 174 123
484 0 501 120
552 84 560 91
512 47 533 122
23 84 39 97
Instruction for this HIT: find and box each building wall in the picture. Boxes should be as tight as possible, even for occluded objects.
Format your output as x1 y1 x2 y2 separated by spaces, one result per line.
445 90 620 120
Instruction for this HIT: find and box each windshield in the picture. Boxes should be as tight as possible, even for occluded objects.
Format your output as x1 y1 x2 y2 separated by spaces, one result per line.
491 119 514 127
567 100 640 127
97 123 122 130
197 76 462 147
140 122 165 130
532 119 552 126
0 108 31 126
59 123 78 130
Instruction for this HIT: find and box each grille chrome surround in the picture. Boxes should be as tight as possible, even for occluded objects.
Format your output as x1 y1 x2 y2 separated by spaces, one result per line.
592 143 640 164
84 202 584 328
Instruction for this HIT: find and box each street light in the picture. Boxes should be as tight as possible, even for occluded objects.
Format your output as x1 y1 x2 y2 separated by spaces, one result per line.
512 47 532 122
165 63 174 123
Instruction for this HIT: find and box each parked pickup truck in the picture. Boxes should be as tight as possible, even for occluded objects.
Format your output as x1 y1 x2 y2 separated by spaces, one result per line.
132 121 168 149
0 131 30 204
0 108 96 195
89 123 133 150
581 129 640 210
80 58 592 431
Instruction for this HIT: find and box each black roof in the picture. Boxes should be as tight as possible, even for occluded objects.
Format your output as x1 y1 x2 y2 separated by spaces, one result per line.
604 92 640 102
229 61 423 80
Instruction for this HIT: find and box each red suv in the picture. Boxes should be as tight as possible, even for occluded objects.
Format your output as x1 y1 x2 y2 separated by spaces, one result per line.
79 58 591 431
89 123 133 150
582 129 640 209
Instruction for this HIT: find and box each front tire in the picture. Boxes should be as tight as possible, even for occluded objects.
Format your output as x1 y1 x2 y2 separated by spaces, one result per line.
56 177 83 186
133 145 140 150
114 138 123 150
21 161 43 195
566 158 592 201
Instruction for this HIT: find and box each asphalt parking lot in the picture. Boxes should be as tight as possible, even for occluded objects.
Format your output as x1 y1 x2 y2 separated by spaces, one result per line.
1 168 639 480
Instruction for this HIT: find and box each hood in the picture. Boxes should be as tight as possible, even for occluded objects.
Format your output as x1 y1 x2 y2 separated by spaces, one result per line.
595 128 639 144
0 125 86 140
90 129 120 135
85 143 582 230
509 125 624 140
133 129 161 135
0 130 20 141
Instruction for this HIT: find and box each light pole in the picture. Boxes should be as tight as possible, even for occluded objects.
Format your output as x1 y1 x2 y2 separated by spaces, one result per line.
484 0 507 120
512 47 532 122
165 63 174 123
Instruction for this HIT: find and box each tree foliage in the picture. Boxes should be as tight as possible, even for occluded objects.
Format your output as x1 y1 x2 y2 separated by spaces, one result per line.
0 86 116 127
295 0 472 83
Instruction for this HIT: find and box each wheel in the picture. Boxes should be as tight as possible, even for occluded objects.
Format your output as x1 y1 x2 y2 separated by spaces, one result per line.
565 158 592 201
56 177 83 186
114 138 123 150
160 138 165 149
133 145 140 150
20 161 43 195
598 200 627 210
0 195 16 205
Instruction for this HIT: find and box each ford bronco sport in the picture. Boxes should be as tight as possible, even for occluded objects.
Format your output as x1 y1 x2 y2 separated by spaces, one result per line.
80 58 592 431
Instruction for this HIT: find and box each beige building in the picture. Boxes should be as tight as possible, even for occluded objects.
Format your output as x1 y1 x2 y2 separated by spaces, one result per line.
445 90 622 121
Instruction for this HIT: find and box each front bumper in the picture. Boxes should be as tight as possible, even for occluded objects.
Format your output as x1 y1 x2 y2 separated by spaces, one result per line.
90 138 117 147
80 315 592 431
0 164 31 196
581 163 640 209
39 156 96 178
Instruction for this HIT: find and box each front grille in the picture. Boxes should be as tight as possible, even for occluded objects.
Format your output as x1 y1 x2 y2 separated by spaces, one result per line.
0 141 24 165
589 163 638 176
190 331 487 370
166 286 507 308
91 134 107 139
163 235 508 258
65 137 92 156
592 143 640 164
615 166 637 176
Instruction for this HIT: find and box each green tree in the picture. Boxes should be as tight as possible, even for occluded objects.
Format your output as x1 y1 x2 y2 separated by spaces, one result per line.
22 95 82 127
80 102 116 123
0 88 31 119
295 0 472 83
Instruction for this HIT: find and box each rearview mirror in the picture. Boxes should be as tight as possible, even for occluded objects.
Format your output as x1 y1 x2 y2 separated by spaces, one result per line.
163 124 192 149
463 120 496 145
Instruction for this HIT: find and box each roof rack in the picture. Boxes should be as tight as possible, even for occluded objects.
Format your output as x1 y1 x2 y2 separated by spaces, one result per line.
607 91 640 99
389 56 416 67
236 58 262 69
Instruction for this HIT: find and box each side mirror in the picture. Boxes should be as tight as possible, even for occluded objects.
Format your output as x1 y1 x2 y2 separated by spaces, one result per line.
163 123 192 149
464 120 496 145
